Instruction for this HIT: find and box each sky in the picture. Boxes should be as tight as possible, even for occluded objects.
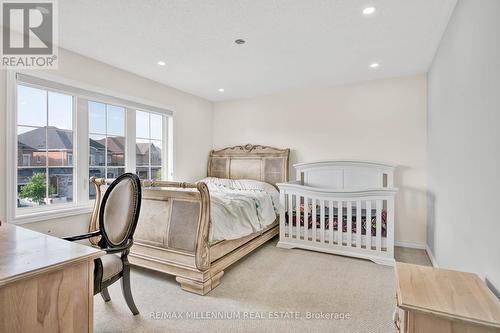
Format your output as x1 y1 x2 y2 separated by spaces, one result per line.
18 84 162 143
18 85 73 130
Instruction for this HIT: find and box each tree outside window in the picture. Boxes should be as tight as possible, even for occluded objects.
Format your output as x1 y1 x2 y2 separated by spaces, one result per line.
19 172 56 205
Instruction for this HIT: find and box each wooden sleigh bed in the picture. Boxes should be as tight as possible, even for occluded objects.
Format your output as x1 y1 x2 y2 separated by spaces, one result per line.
88 144 289 295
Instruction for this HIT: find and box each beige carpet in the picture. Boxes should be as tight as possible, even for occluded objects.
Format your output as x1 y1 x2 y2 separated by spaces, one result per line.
94 240 397 333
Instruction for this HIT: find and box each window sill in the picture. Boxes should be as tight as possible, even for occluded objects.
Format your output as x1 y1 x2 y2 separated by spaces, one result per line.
10 204 94 225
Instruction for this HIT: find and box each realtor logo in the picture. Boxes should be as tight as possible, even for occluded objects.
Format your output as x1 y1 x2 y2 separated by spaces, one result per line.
1 0 58 68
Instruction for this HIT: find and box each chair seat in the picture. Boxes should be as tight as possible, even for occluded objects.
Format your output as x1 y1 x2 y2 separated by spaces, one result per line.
100 254 123 282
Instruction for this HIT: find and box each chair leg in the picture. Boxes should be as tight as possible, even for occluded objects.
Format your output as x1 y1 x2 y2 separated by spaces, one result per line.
100 287 111 302
121 265 139 315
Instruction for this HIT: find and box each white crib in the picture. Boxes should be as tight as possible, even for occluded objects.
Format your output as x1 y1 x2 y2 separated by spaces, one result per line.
277 161 398 266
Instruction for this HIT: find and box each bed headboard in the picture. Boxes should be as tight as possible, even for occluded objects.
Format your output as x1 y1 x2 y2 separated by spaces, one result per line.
294 160 395 189
208 144 290 185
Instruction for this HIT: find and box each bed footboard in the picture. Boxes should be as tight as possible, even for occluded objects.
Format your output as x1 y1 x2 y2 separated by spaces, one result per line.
135 180 211 271
89 178 215 294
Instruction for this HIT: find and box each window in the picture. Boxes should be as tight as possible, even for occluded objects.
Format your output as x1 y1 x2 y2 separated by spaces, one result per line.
22 154 30 166
136 111 164 180
16 85 74 208
88 101 126 199
8 72 172 222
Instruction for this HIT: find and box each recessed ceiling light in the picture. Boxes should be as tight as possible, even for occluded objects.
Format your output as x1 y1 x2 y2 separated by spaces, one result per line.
218 88 225 92
363 7 376 15
234 39 246 45
370 63 380 68
157 61 166 66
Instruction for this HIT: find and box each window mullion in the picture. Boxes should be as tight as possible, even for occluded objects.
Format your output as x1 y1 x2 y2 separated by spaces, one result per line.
126 108 136 174
45 90 49 202
104 105 108 177
166 115 173 180
76 97 89 205
148 113 152 179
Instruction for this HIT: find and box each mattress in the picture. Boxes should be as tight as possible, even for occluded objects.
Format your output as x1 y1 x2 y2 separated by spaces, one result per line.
200 177 280 242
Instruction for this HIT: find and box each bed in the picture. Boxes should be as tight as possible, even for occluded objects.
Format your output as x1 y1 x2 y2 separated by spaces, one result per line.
277 161 398 266
88 144 289 295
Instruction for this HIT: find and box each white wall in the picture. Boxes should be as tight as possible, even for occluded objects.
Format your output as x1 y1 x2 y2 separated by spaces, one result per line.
0 48 213 235
427 0 500 293
213 75 427 245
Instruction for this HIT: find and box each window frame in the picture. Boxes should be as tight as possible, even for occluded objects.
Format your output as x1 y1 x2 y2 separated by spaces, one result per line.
12 81 79 219
6 71 174 224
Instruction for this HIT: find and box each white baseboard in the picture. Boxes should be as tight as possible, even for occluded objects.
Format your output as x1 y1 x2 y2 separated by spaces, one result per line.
425 244 439 268
394 240 426 249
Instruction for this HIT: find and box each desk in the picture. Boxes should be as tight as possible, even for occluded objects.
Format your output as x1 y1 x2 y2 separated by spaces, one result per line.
0 223 104 333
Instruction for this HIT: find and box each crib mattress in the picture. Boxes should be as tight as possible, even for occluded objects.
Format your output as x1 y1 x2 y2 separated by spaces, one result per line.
286 208 388 237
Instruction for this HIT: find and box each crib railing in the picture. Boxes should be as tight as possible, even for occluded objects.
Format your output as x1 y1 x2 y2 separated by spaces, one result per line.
277 183 397 266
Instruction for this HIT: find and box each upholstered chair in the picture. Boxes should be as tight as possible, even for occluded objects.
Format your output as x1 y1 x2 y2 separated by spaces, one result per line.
64 173 142 315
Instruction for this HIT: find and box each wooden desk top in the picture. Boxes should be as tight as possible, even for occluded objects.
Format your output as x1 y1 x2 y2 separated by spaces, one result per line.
395 262 500 328
0 223 104 286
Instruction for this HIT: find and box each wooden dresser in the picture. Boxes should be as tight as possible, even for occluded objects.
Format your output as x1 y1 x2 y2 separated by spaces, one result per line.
394 263 500 333
0 223 104 333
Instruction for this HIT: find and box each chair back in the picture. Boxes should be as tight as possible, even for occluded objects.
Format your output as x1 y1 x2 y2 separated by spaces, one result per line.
98 173 142 248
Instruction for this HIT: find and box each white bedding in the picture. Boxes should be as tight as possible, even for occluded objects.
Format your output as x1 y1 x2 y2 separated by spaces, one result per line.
199 177 280 242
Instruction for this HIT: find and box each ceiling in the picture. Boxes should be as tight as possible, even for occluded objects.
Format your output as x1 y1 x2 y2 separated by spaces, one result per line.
58 0 457 102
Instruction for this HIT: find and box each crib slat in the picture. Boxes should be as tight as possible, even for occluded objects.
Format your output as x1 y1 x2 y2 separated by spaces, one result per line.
337 200 343 246
329 200 334 245
302 196 308 241
387 198 395 257
347 201 352 247
376 199 383 251
312 198 317 242
366 201 372 250
287 193 293 240
295 194 301 240
279 190 286 243
356 200 361 248
320 200 325 243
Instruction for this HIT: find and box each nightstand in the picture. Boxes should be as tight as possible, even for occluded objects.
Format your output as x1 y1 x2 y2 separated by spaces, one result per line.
394 263 500 333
